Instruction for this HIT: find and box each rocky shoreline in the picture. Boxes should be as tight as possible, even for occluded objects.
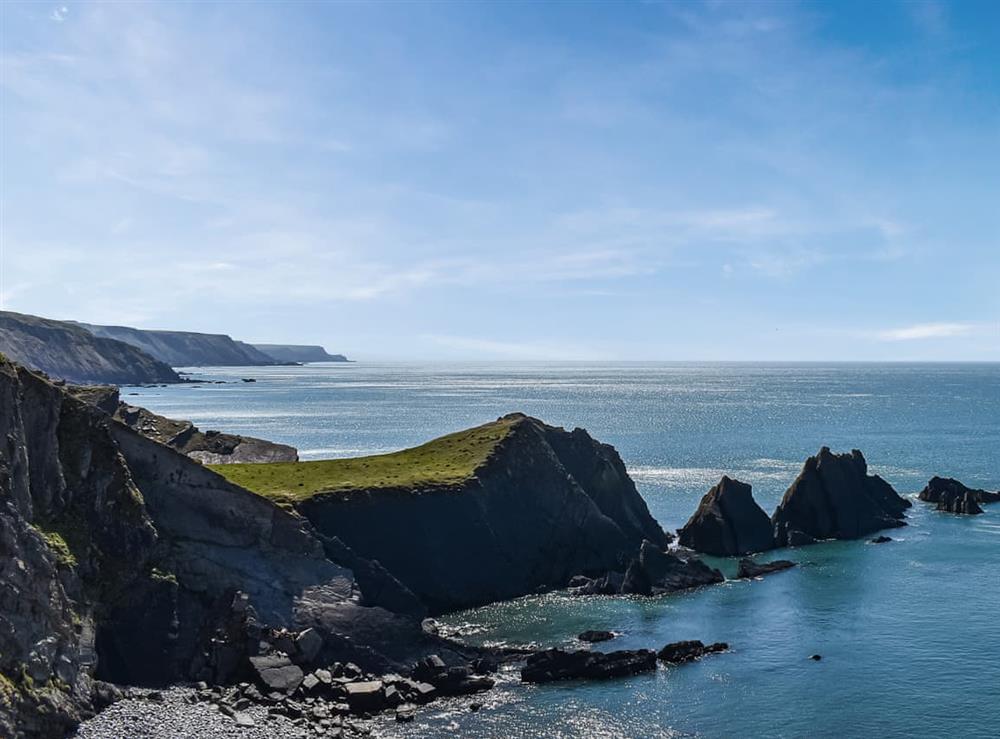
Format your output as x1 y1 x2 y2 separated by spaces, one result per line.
2 353 997 738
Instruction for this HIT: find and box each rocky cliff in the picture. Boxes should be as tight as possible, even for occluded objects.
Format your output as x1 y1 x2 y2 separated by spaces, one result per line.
0 358 467 738
253 345 349 363
677 476 775 555
76 323 280 367
772 447 911 546
224 414 671 613
0 311 179 385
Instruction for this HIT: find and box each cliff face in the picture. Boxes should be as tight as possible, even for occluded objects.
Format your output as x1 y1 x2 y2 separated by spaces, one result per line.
677 476 775 556
772 447 911 547
253 344 348 363
296 415 670 613
76 323 279 367
0 312 179 385
0 359 458 738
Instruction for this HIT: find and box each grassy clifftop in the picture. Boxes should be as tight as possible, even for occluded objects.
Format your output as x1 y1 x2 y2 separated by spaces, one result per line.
209 415 520 503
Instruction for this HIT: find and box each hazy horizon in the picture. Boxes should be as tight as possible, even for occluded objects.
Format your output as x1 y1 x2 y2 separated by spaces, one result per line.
3 1 998 361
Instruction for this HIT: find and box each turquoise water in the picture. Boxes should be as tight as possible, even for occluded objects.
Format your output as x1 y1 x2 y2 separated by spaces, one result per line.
126 363 1000 738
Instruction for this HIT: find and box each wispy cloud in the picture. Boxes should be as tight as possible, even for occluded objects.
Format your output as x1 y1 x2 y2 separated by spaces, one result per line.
876 322 980 341
49 5 69 23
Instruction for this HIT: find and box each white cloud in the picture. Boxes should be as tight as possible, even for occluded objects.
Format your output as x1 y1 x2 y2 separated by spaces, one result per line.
876 322 979 341
49 6 69 23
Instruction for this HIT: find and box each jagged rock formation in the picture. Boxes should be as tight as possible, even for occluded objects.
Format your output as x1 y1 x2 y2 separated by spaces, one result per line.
918 476 1000 515
657 640 728 664
67 385 298 464
252 345 348 363
736 558 796 579
520 648 657 683
0 311 179 385
0 357 475 738
772 447 911 547
75 323 281 367
287 414 672 613
677 476 775 555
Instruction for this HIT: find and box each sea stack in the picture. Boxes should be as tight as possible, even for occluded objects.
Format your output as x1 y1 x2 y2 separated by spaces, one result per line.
918 476 1000 514
772 447 911 546
677 476 775 555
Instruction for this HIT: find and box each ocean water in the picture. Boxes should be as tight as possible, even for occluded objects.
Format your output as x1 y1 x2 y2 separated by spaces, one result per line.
126 362 1000 738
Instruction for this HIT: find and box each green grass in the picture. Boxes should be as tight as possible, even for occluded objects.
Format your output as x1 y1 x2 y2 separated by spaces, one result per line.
209 415 520 503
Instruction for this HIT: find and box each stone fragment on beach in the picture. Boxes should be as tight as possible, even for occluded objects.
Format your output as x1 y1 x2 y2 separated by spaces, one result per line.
249 654 305 694
678 476 775 555
520 648 657 683
578 630 615 643
344 680 385 713
657 640 728 664
736 558 796 579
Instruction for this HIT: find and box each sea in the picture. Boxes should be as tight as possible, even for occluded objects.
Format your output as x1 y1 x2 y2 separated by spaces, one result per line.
125 362 1000 738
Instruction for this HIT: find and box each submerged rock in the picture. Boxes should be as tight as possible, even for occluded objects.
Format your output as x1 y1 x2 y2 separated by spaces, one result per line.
578 630 616 643
918 476 1000 515
520 648 657 683
870 535 893 544
657 640 729 664
737 558 796 579
772 448 911 547
677 476 775 555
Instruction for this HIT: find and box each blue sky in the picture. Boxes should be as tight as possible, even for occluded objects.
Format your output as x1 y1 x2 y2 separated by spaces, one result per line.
2 0 998 360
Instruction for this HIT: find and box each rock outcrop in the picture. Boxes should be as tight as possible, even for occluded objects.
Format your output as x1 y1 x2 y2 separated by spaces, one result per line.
772 448 911 547
657 640 728 664
520 648 657 684
0 357 481 737
295 414 672 613
252 345 349 363
677 476 775 555
67 385 298 464
0 311 180 385
736 558 796 579
918 476 1000 515
74 323 281 367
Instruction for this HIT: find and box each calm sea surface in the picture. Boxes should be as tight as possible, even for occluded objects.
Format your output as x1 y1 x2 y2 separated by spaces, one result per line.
127 362 1000 738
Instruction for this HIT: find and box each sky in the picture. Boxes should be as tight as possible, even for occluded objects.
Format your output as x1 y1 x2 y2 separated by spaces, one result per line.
1 0 998 361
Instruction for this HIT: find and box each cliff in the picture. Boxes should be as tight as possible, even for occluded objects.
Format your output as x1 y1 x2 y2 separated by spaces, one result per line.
677 476 775 555
0 358 466 738
75 323 279 367
0 311 179 385
772 447 911 546
253 344 349 363
215 414 671 613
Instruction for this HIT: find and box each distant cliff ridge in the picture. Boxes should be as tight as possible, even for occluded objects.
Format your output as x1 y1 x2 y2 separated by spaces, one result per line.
253 344 349 363
76 323 280 367
0 311 180 385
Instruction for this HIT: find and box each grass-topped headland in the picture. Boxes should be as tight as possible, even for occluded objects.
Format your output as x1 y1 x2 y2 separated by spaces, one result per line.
209 414 524 503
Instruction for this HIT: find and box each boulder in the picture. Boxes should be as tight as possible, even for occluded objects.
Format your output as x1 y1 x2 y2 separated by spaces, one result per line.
678 476 775 555
633 540 725 594
918 476 1000 514
736 558 796 579
870 536 893 544
520 648 657 683
344 681 386 713
772 448 911 547
249 654 305 694
294 628 323 664
578 630 615 643
657 640 728 664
